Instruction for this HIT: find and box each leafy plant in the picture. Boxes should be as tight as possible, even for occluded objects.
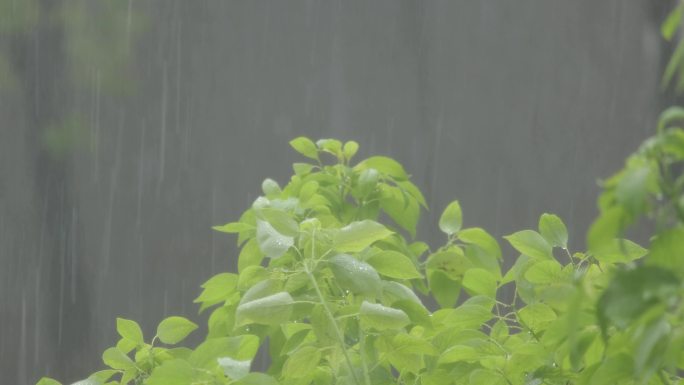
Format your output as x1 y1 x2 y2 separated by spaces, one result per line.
36 6 684 385
36 128 684 385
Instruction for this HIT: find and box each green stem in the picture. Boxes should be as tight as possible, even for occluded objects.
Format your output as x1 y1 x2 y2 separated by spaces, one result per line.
359 326 372 385
305 264 362 385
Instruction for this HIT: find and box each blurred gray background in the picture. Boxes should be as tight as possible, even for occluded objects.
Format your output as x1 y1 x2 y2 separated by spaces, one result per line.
0 1 672 383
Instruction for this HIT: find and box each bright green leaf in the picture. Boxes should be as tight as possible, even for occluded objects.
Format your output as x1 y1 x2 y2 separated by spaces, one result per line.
662 6 682 41
649 227 684 275
367 250 422 279
213 222 253 234
289 137 319 160
283 346 321 379
360 301 410 330
116 318 143 345
524 260 562 285
462 268 498 298
343 140 359 160
518 303 556 334
36 378 61 385
333 220 392 253
235 373 280 385
146 359 195 385
328 254 381 296
504 230 552 260
354 156 409 180
156 316 198 345
218 357 251 380
256 219 294 259
538 213 568 249
458 228 502 260
428 270 461 308
236 292 294 326
102 347 133 370
439 200 463 234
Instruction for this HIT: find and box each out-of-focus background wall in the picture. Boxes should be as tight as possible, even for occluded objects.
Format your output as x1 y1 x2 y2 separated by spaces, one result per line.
0 1 671 383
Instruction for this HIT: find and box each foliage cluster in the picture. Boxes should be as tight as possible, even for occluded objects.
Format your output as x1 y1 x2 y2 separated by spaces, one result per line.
37 127 684 385
36 5 684 385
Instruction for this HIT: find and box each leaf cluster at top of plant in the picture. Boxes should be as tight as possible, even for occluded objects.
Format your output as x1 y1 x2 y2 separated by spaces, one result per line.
37 126 684 385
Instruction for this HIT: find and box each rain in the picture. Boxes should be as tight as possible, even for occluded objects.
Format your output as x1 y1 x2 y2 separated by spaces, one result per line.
0 1 672 384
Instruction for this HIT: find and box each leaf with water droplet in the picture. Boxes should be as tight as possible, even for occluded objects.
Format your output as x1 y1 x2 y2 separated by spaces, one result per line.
333 220 392 253
236 292 294 326
359 301 410 330
328 254 381 296
256 219 293 259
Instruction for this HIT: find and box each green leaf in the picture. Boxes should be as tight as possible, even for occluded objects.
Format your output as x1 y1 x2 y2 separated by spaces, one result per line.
504 230 552 260
36 378 62 385
189 335 260 368
146 359 195 385
392 299 432 327
615 165 652 214
194 273 238 310
293 162 315 175
116 318 144 345
218 357 251 380
328 254 381 296
426 249 471 280
213 222 253 234
649 227 684 275
379 184 420 236
256 219 294 259
524 260 562 285
490 319 509 341
585 354 633 385
597 266 679 333
522 308 557 339
428 270 461 308
469 369 506 385
298 181 319 202
238 239 264 273
438 345 481 364
366 250 422 279
356 168 379 197
236 292 294 326
257 208 299 236
457 228 501 260
382 281 424 306
592 238 647 264
333 220 392 253
261 178 281 197
283 346 321 379
102 347 134 370
518 303 556 334
462 268 498 298
69 379 102 385
663 6 682 41
434 304 492 329
659 106 684 131
439 200 463 234
343 140 359 160
538 213 568 249
360 301 410 330
587 207 628 253
316 138 342 157
235 373 280 385
634 317 670 381
354 156 409 180
156 316 198 345
289 137 319 160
